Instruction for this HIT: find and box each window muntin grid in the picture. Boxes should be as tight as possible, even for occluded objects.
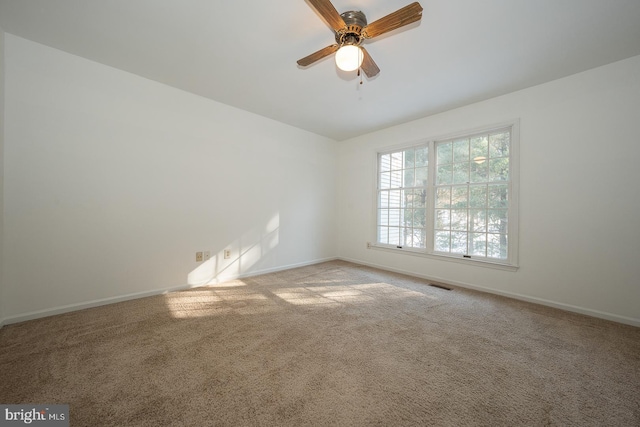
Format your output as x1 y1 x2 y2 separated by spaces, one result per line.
434 130 510 259
377 146 428 249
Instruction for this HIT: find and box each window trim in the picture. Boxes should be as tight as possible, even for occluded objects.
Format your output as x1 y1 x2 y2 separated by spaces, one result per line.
372 119 520 270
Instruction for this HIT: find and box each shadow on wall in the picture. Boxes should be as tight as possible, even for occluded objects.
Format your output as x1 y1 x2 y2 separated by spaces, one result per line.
187 212 280 286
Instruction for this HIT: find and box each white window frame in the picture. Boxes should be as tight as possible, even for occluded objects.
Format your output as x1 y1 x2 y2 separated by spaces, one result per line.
372 120 519 271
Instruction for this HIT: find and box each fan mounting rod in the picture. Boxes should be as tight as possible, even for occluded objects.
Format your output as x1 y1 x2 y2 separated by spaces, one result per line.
335 11 367 46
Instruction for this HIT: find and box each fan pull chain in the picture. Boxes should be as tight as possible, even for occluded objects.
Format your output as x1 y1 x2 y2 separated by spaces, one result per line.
358 48 363 85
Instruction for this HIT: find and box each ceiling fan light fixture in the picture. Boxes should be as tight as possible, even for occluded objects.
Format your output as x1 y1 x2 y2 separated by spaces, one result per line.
335 44 363 72
297 1 423 78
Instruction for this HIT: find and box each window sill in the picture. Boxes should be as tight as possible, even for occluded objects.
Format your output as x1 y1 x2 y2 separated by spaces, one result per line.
369 244 519 272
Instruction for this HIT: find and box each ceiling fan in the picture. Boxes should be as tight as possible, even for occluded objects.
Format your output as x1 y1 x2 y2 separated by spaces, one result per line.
297 0 423 78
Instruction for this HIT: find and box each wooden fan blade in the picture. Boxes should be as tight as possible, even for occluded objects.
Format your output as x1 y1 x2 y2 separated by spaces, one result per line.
307 0 346 32
362 2 423 39
297 44 339 67
360 47 380 78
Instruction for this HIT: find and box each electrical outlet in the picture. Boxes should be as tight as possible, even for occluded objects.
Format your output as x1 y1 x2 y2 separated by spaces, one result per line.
204 251 211 261
367 242 371 249
195 251 203 262
224 249 231 259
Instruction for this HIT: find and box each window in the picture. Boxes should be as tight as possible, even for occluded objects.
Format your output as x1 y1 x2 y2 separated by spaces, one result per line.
376 122 518 267
378 147 429 249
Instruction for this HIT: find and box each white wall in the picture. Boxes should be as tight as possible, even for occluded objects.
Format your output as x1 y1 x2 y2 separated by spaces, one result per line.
338 55 640 326
0 26 5 326
3 35 338 322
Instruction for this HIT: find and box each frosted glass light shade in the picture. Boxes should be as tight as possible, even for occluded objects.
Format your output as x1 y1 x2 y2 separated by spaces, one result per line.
335 45 363 72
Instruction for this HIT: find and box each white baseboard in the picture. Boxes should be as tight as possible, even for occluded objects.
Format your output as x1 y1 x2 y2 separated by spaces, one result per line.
204 256 338 284
2 284 193 326
1 257 338 326
339 257 640 328
4 256 636 328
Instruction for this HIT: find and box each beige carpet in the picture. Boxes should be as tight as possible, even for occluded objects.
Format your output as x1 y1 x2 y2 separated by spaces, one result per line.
1 260 638 426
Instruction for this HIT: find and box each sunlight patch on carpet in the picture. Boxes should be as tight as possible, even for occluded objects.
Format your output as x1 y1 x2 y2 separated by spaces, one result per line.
166 274 439 319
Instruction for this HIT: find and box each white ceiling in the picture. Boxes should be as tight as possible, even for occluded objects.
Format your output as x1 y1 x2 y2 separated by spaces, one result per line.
1 0 640 141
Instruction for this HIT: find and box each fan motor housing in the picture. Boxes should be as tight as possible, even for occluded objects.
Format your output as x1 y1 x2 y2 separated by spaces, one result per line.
335 10 367 46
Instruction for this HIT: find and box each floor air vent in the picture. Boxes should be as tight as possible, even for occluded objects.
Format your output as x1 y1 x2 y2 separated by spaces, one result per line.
428 283 452 291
